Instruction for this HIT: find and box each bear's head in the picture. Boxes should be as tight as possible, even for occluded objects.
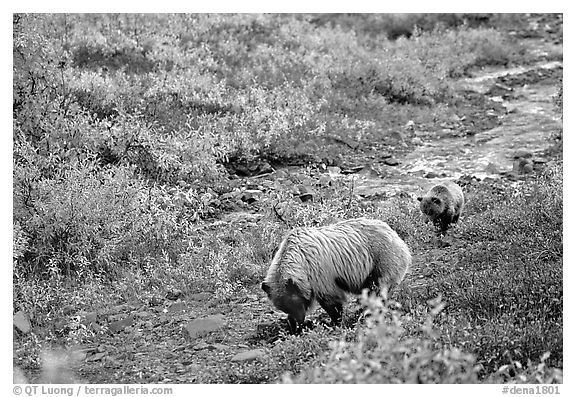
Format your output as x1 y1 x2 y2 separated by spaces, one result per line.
418 196 444 220
262 278 308 330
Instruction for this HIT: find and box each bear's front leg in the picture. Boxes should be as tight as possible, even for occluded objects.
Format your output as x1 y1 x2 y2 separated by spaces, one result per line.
318 298 343 326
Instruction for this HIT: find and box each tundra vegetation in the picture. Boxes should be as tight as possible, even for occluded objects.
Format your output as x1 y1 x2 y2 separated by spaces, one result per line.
13 13 562 384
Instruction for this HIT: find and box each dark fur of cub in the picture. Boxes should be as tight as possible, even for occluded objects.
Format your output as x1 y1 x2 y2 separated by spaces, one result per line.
418 181 464 233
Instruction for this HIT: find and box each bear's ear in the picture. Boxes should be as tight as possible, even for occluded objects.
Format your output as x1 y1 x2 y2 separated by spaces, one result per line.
417 196 423 202
261 282 271 295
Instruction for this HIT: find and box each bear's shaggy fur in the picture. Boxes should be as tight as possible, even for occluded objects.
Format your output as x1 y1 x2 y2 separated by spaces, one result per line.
261 218 411 332
417 180 464 234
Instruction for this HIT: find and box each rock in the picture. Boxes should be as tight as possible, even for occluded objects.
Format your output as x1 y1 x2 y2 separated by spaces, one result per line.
327 166 342 175
83 312 98 325
189 292 212 301
168 301 188 313
358 165 379 177
231 349 266 362
231 160 273 177
296 185 315 202
390 130 406 141
192 341 210 351
316 174 332 187
424 171 440 179
241 189 263 204
513 149 533 159
166 289 184 301
186 314 224 339
437 128 458 138
62 305 75 315
404 120 415 130
341 165 365 174
13 311 31 334
135 311 152 319
532 157 548 165
376 151 393 160
383 158 400 166
108 314 134 333
412 137 424 146
104 356 122 368
485 163 501 174
86 352 107 362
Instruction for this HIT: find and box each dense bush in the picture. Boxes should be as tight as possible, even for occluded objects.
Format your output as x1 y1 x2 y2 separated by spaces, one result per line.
14 13 527 171
286 295 479 383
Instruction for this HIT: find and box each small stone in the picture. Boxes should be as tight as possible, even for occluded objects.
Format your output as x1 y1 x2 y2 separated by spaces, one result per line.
108 315 134 333
192 341 210 351
296 185 315 203
317 174 332 187
241 190 263 204
166 289 183 301
437 128 457 138
424 171 440 179
86 352 107 362
231 349 266 362
168 301 188 313
532 157 547 164
62 305 75 315
513 149 533 159
211 343 230 350
390 130 406 141
327 166 341 175
186 315 225 340
13 311 31 334
104 356 121 368
341 165 364 174
83 312 98 325
485 163 501 174
189 292 212 301
358 165 379 177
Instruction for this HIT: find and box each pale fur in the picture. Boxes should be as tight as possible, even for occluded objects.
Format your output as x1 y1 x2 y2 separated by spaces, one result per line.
264 218 411 306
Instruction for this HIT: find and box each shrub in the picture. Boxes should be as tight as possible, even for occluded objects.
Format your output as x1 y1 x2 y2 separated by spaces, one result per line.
286 295 479 383
402 164 562 376
13 151 219 279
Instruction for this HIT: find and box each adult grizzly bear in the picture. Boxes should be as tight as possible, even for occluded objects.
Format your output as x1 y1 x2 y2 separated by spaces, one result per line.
261 218 411 332
417 180 464 234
